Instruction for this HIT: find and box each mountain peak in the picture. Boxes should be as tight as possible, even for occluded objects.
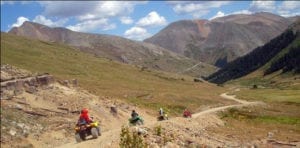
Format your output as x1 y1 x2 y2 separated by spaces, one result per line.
144 12 294 67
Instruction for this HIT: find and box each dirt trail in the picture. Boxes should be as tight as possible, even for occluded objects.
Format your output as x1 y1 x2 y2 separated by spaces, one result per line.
57 93 263 147
192 93 263 118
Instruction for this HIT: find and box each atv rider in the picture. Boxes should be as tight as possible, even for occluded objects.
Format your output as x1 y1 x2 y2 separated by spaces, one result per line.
130 110 143 125
78 108 93 125
131 110 139 118
159 108 164 116
183 109 192 118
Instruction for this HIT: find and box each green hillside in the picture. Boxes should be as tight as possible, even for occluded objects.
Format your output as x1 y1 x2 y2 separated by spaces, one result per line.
1 32 227 115
228 37 300 89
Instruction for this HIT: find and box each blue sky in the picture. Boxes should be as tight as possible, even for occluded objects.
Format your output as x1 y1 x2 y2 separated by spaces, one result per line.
1 1 300 40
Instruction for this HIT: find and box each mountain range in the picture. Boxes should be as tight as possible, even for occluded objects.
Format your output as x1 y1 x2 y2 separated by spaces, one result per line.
8 12 299 78
145 12 298 67
9 21 216 77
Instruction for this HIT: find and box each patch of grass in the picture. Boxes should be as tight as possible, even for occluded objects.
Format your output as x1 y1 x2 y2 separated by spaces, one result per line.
221 108 300 126
234 88 300 103
255 116 300 125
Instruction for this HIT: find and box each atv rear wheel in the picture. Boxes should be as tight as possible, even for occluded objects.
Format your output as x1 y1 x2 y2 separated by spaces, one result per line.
91 127 99 138
75 133 82 143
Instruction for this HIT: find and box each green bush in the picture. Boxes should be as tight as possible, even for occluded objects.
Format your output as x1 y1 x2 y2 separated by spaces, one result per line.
154 125 162 136
119 126 145 148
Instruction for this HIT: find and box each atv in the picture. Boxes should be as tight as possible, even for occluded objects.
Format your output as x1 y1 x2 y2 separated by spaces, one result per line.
183 110 192 118
74 121 101 142
129 116 144 126
157 114 168 121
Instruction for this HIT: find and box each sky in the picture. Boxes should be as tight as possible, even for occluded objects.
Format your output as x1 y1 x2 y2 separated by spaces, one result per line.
1 1 300 41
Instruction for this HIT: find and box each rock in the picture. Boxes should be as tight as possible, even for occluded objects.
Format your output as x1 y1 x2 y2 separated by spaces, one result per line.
25 86 36 94
36 75 54 86
1 90 15 100
268 132 274 139
17 123 25 129
15 104 23 110
134 127 148 136
9 129 17 136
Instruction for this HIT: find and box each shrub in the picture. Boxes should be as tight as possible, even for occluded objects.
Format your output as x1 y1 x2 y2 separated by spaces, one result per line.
154 125 162 136
119 126 145 148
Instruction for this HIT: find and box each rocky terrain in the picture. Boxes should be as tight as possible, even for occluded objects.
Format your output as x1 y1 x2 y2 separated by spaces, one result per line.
8 22 216 77
144 12 295 67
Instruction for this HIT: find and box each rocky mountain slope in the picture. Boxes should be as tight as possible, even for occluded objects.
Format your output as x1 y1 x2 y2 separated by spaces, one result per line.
144 12 294 67
8 22 216 77
205 19 300 84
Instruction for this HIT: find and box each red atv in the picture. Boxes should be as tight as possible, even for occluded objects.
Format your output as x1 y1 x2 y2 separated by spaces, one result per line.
183 109 192 118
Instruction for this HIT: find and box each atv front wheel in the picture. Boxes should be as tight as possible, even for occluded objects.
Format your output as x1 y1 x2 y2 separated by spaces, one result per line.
91 127 99 138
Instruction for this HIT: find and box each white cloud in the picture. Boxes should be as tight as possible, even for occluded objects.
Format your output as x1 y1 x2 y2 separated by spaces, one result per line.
67 19 116 32
210 11 225 20
39 1 145 20
124 27 151 41
37 1 147 33
280 1 300 10
33 15 67 27
209 10 253 21
231 10 252 15
278 1 300 17
120 17 133 25
170 1 231 18
11 16 29 27
249 1 276 12
136 11 167 27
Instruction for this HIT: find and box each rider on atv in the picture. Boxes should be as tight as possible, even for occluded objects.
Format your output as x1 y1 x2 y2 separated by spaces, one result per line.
157 108 168 121
159 108 164 116
78 108 92 124
75 108 101 141
183 108 192 118
129 110 144 125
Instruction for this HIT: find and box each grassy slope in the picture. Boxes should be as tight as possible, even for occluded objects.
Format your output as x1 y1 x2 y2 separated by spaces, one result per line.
1 33 227 115
228 37 300 89
226 37 300 103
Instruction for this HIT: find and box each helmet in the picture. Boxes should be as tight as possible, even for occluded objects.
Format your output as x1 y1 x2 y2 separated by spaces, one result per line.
81 108 88 114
